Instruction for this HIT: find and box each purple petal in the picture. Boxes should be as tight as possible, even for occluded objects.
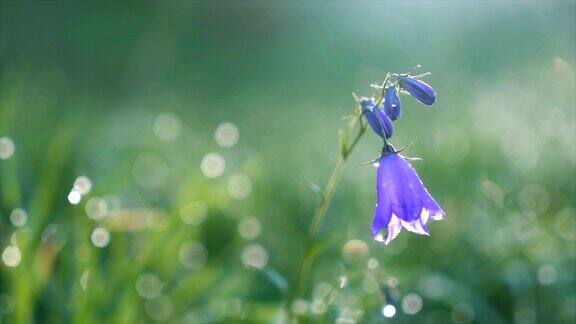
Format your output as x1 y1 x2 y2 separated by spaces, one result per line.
371 152 444 245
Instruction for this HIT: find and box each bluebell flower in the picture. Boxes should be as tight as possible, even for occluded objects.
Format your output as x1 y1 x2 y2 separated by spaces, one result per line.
384 87 401 120
371 149 445 245
397 75 436 106
360 97 393 139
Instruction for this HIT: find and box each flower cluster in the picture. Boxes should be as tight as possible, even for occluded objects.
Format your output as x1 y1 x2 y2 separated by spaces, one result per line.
359 67 445 245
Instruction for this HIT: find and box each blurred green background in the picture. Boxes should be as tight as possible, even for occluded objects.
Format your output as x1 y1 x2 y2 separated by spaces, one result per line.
1 1 575 323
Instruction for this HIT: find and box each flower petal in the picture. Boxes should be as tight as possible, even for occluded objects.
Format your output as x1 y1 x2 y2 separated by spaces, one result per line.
384 214 403 245
371 152 444 244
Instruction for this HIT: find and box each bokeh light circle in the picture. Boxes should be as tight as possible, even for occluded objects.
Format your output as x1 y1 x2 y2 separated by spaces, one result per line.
241 244 268 269
0 137 15 160
201 153 225 178
136 273 162 299
91 227 110 248
9 208 28 227
1 246 21 267
215 122 239 148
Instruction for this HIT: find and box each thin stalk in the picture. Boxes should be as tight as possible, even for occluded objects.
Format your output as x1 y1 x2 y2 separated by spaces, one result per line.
286 107 367 318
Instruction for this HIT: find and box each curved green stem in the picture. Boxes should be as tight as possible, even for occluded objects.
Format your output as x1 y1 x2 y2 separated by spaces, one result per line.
286 106 367 320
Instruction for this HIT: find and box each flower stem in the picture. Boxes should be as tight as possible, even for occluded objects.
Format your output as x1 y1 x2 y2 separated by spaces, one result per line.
286 107 366 319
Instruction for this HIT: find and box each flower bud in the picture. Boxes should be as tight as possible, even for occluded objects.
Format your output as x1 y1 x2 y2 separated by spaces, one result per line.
384 87 401 120
398 75 436 106
360 98 393 139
